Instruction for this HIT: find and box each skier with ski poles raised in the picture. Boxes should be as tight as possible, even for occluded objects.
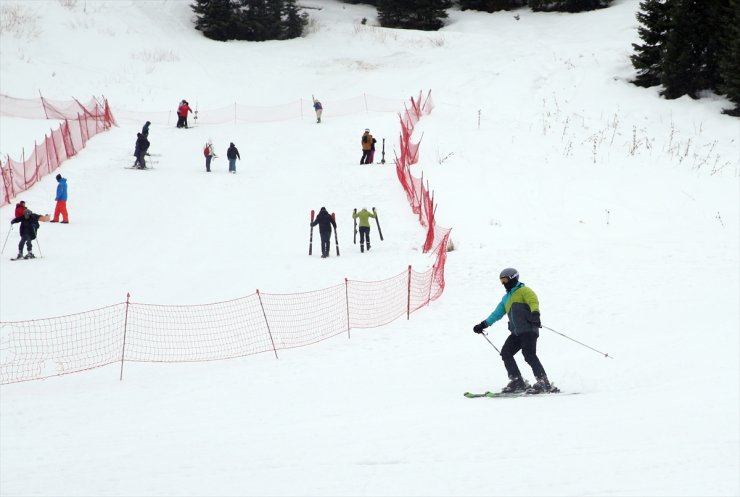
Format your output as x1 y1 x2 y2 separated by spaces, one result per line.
352 207 376 253
472 267 556 394
310 207 336 258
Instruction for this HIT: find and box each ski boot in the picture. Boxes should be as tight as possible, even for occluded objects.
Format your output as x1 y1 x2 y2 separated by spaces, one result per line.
527 375 558 394
15 253 23 260
360 243 364 253
24 252 35 259
366 243 371 251
501 376 528 393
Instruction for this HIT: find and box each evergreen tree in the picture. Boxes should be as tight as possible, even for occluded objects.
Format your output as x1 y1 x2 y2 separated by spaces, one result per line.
191 0 237 42
528 0 613 12
377 0 452 31
630 0 672 88
458 0 527 12
282 0 308 40
660 0 722 99
718 0 740 115
236 0 282 41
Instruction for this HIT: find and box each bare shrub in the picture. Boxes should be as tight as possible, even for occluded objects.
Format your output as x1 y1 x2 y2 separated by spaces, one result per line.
0 3 40 40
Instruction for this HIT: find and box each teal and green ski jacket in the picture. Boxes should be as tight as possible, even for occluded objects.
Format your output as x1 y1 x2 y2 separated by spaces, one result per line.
352 208 376 228
484 282 540 336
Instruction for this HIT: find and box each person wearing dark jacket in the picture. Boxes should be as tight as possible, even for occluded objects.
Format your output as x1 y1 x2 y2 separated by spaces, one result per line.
472 268 554 394
226 142 240 174
135 133 150 169
310 207 336 258
11 208 50 259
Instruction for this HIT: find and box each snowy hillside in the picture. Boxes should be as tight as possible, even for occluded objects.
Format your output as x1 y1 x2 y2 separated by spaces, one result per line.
0 1 738 496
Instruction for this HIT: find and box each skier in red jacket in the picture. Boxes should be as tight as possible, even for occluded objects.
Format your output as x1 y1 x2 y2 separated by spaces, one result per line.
14 200 26 219
176 100 192 128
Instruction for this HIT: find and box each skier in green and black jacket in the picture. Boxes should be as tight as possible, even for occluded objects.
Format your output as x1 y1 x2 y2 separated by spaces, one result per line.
473 268 554 394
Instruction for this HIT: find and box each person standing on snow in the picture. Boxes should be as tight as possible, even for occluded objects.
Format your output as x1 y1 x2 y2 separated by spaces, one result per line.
51 174 69 223
134 133 150 169
360 128 376 165
312 96 323 123
11 208 50 259
472 268 555 394
311 207 336 258
177 100 193 128
226 142 240 174
203 139 217 172
352 207 377 253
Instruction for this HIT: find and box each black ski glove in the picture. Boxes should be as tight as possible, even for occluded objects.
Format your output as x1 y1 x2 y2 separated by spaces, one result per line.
530 312 542 328
473 320 488 334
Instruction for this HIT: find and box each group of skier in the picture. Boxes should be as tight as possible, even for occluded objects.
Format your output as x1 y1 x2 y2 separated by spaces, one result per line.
7 174 69 260
309 207 381 258
10 94 559 397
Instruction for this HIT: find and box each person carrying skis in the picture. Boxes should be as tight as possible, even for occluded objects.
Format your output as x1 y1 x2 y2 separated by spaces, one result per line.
472 268 554 394
360 128 376 165
311 207 336 258
51 174 69 223
177 100 192 128
352 207 376 253
10 208 50 259
312 96 323 123
134 133 150 169
203 139 217 172
141 120 151 138
226 142 240 174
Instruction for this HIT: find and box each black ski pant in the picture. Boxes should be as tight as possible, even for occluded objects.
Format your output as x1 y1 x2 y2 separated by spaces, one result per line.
17 235 33 254
319 229 331 257
205 155 212 172
500 332 547 380
359 226 370 251
360 150 371 164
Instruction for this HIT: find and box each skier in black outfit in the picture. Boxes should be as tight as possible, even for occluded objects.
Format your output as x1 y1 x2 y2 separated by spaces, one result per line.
135 133 150 169
310 207 336 258
10 208 50 259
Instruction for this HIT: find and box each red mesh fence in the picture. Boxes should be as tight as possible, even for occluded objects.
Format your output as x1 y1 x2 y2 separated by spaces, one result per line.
0 95 116 207
0 304 127 384
0 90 451 385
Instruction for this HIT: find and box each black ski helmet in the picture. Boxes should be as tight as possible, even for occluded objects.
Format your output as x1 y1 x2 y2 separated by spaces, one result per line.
499 267 519 289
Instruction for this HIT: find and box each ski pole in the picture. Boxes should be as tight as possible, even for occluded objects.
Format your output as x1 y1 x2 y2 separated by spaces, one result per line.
353 208 357 245
542 325 614 359
481 332 500 354
35 235 42 258
1 224 13 255
332 212 340 256
380 138 386 164
308 209 315 256
372 207 383 241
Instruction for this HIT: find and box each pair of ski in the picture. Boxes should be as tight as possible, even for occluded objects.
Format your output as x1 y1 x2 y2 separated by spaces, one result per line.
464 388 575 399
353 208 384 245
308 210 339 256
10 255 37 261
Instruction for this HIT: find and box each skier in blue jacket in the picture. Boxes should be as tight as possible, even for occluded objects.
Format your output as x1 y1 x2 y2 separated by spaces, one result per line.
473 268 554 394
51 174 69 223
